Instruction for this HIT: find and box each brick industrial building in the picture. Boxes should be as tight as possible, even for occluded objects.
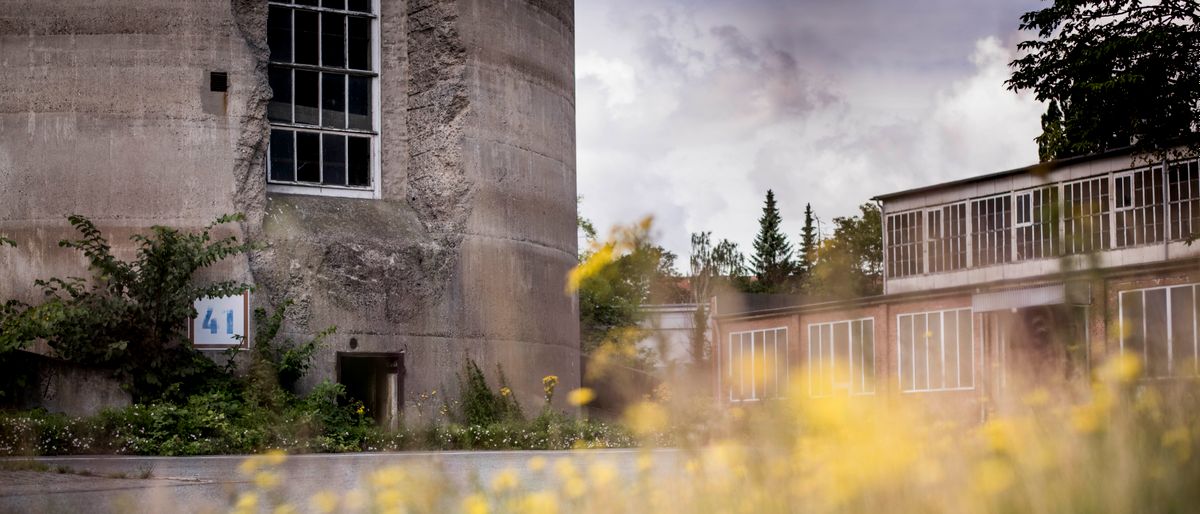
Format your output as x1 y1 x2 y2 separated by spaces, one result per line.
713 149 1200 420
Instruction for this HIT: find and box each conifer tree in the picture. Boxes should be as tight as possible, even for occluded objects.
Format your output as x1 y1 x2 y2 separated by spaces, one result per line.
797 203 818 285
750 190 794 293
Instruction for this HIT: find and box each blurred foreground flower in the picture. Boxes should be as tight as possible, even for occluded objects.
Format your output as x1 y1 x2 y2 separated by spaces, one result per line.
567 387 596 406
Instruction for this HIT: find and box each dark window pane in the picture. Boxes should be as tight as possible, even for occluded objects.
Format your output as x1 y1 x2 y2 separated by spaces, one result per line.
268 66 292 123
322 134 346 186
268 6 292 63
322 0 346 9
899 316 912 390
1123 291 1145 362
321 73 345 128
269 130 295 182
348 136 370 186
1170 286 1195 377
322 13 345 68
1146 289 1169 378
296 131 321 182
348 17 371 70
294 10 319 65
958 310 972 387
294 70 319 125
296 0 318 6
348 0 371 13
928 312 943 390
348 75 371 130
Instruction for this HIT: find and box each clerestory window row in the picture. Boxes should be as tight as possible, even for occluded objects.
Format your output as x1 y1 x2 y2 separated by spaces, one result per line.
885 160 1200 279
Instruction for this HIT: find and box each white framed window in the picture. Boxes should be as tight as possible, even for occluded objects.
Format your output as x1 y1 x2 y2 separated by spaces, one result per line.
1062 176 1110 254
927 203 967 273
970 194 1012 266
897 308 974 393
1119 284 1200 379
1113 168 1164 248
807 318 875 397
1014 187 1059 261
886 211 923 278
266 0 381 199
727 327 788 402
1168 159 1200 241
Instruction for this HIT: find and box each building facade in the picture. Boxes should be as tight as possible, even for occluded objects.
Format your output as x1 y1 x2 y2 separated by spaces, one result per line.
713 150 1200 421
0 0 579 422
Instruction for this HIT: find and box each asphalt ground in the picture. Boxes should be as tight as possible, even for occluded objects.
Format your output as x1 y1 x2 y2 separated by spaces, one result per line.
0 448 682 513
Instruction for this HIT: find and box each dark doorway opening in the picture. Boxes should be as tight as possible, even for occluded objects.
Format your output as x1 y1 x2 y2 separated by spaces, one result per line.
983 305 1088 410
336 352 404 430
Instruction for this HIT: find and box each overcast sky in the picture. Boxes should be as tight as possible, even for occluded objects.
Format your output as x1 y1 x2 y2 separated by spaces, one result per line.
575 0 1047 267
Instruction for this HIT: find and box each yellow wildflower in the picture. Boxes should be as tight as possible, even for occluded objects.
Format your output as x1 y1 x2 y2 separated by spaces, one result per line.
520 491 559 514
310 491 340 514
528 456 547 471
491 468 520 492
588 462 617 488
1098 353 1142 383
232 492 258 514
273 505 298 514
254 471 281 490
500 386 512 397
624 401 668 437
563 476 587 498
462 493 489 514
567 387 596 406
972 457 1015 495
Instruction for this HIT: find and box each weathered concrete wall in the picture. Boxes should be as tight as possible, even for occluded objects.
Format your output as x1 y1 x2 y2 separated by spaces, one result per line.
0 1 258 304
2 351 132 417
1 0 580 415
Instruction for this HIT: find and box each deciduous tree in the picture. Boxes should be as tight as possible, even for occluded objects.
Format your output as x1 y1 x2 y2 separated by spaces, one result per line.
1007 0 1200 161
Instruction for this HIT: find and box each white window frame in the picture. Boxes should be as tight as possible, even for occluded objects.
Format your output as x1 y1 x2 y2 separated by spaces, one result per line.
1112 167 1165 248
726 327 788 402
807 318 875 397
266 0 383 200
897 308 975 393
1118 283 1200 379
1168 159 1200 241
1061 175 1111 254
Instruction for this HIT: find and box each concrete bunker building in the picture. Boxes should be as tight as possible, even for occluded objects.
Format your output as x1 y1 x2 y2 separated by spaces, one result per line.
714 150 1200 420
0 0 579 423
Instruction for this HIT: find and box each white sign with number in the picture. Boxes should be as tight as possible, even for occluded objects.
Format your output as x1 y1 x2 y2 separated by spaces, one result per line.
191 292 249 348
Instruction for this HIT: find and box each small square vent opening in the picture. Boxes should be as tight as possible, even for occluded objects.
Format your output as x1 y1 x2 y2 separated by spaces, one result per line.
210 72 229 93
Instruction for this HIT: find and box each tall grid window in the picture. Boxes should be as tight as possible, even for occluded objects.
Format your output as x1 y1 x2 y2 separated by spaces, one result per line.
898 309 973 392
886 211 923 278
1120 284 1200 379
1113 168 1164 248
1015 187 1059 260
727 328 788 401
1168 160 1200 241
971 195 1011 266
808 319 875 397
267 0 377 194
1062 177 1110 254
927 203 968 272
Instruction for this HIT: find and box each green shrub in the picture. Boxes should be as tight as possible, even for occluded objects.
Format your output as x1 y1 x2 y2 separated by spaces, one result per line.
0 214 253 402
456 359 522 426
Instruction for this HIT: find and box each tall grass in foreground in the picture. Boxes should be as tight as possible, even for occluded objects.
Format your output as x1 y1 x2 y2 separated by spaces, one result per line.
226 354 1200 514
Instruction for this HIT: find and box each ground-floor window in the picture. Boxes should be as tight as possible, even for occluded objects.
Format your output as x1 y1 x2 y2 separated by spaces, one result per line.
1120 284 1200 378
807 319 875 397
727 328 788 401
898 308 974 392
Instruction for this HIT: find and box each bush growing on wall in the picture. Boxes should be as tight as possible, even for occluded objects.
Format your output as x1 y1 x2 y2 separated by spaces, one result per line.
0 214 254 401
